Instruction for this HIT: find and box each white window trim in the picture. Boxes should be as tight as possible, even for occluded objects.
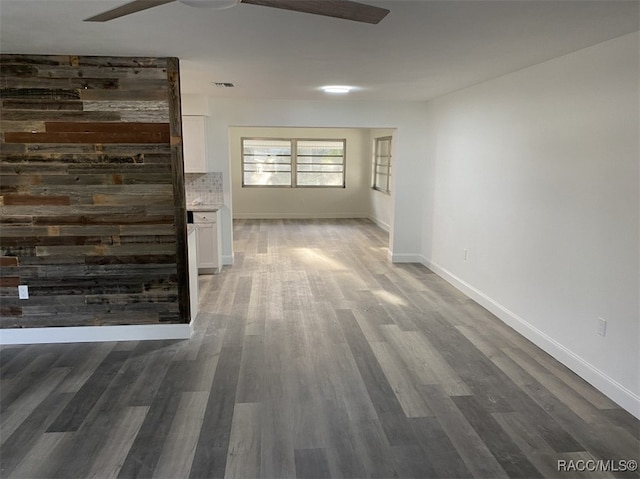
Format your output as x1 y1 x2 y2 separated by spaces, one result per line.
373 136 392 194
242 137 346 188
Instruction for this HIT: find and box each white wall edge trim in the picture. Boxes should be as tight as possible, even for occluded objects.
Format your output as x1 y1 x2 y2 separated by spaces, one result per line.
222 254 234 266
0 323 192 345
419 255 640 419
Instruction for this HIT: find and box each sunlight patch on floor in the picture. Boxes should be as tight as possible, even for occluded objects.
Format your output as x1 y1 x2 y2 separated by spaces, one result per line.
372 289 407 306
294 247 346 270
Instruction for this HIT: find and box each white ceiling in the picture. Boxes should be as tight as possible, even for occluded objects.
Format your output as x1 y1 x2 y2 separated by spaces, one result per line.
1 0 638 102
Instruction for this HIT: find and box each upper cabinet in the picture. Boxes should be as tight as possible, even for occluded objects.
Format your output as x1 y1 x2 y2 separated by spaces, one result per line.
182 115 207 173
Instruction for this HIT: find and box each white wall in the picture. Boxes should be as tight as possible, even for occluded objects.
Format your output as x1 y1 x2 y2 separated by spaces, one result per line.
421 32 640 415
181 94 209 116
230 127 371 219
202 98 428 263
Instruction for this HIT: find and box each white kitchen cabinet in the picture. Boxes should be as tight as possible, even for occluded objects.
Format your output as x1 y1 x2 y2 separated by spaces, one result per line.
193 210 221 274
182 115 207 173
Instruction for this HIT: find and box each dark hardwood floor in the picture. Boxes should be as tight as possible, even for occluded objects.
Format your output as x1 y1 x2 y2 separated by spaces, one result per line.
1 219 639 479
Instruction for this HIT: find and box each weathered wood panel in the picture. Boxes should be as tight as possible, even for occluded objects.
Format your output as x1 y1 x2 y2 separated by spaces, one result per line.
0 54 188 329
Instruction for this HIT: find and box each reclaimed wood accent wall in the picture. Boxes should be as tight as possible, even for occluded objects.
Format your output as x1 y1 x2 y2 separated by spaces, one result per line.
0 54 190 328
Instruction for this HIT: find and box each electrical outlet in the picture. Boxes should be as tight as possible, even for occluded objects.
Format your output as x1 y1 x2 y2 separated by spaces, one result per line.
597 317 607 337
18 285 29 300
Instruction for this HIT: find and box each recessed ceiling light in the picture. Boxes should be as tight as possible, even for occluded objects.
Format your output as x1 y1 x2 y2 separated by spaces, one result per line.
321 85 353 94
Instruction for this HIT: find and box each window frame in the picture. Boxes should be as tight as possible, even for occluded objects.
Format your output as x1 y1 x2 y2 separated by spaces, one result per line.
373 136 392 194
241 137 346 188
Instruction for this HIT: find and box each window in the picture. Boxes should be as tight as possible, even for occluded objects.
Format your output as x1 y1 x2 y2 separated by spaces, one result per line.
242 139 292 186
373 136 392 193
242 138 345 187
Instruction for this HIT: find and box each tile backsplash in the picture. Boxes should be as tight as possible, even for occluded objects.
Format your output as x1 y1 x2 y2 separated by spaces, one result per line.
185 172 224 206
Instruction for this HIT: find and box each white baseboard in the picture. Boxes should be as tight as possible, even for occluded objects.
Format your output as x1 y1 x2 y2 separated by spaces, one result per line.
368 215 390 232
420 256 640 419
232 213 369 220
0 323 192 345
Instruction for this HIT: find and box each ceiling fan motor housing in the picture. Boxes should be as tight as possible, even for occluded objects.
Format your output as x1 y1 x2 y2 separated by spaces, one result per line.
178 0 240 8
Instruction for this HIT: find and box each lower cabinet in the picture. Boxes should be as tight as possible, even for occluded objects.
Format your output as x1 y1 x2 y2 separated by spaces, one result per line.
193 210 221 274
187 226 199 318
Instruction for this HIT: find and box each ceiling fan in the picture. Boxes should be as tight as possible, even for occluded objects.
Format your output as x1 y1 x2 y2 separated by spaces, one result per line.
84 0 390 24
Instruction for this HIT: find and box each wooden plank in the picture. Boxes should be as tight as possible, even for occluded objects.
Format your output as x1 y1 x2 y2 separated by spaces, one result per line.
92 193 173 206
336 308 417 447
223 402 262 479
55 342 116 394
85 406 149 479
0 368 70 444
294 448 332 479
493 411 569 478
1 99 84 111
0 277 20 287
188 346 244 479
0 120 47 133
489 352 588 453
152 392 209 479
0 64 39 77
4 131 169 144
408 416 472 478
46 351 129 432
84 100 168 112
114 359 189 478
418 384 510 479
502 347 602 424
74 56 169 69
599 408 640 440
0 305 22 316
33 66 168 80
79 89 169 101
0 256 19 266
235 335 264 404
451 394 544 478
370 341 433 418
2 195 70 205
0 77 119 90
0 388 74 477
7 432 71 479
0 54 74 66
44 121 169 134
0 88 80 100
1 110 121 122
381 324 472 396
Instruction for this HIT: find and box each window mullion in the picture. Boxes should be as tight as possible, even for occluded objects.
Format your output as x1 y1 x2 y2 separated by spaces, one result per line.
292 139 297 188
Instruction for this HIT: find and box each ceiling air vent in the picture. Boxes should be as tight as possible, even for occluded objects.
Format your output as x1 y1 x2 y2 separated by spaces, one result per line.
213 82 235 88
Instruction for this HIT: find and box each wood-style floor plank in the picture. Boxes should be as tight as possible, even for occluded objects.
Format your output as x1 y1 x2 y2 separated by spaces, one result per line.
1 219 638 479
223 402 262 479
152 392 209 479
85 406 149 479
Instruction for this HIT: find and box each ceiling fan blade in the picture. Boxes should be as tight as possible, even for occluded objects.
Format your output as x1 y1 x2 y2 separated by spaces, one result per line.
240 0 389 24
84 0 176 22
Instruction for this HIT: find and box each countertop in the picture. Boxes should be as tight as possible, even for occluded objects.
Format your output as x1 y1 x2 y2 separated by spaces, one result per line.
187 204 222 212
